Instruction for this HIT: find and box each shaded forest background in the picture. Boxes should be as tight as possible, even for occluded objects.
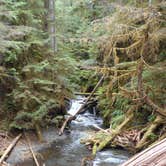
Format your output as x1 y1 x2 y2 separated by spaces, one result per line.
0 0 165 153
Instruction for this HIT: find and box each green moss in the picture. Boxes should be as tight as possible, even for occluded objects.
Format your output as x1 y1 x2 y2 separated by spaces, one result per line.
147 133 158 141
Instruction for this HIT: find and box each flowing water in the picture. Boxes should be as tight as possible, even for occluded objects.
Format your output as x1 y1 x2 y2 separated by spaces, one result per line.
7 96 130 166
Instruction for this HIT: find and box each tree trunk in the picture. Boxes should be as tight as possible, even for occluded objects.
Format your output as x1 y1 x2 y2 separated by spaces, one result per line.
44 0 49 31
44 0 57 53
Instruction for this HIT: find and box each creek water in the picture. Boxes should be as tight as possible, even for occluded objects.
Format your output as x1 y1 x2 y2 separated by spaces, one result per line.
7 96 130 166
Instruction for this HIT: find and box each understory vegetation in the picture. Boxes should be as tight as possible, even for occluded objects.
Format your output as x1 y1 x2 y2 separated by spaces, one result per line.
0 0 73 131
0 0 165 156
77 0 166 154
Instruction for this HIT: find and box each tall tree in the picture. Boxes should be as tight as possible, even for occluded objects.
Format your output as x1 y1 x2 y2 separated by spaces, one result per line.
44 0 57 53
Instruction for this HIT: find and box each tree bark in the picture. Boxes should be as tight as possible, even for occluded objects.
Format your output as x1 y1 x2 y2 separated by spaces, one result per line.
122 138 166 166
44 0 49 31
44 0 57 53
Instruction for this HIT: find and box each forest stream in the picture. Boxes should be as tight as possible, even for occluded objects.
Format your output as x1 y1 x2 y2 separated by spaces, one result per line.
6 96 130 166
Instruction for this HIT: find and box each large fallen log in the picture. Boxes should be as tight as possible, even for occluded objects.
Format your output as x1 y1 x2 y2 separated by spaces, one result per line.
0 134 22 165
121 138 166 166
59 75 105 136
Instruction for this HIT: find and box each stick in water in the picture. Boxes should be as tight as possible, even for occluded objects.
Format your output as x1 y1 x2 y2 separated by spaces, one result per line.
0 134 22 165
24 132 40 166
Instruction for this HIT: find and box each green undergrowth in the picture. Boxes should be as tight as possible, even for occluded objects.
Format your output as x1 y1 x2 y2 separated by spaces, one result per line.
97 64 166 128
0 0 73 131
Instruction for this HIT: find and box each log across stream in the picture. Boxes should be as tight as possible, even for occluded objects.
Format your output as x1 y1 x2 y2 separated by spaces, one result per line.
6 96 130 166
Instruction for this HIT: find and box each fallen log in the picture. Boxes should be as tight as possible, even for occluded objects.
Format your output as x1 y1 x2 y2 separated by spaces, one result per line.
24 132 40 166
95 106 135 154
59 75 105 136
78 61 137 71
121 138 166 166
0 134 22 165
74 92 99 96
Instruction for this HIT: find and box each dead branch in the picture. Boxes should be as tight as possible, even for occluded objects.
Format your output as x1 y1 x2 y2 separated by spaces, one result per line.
92 124 110 134
24 132 40 166
0 134 22 165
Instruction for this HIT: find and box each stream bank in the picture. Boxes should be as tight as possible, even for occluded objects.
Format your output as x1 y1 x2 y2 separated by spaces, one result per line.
6 96 130 166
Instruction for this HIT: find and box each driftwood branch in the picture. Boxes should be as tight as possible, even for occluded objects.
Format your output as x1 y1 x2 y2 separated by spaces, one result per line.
59 75 105 136
0 134 22 165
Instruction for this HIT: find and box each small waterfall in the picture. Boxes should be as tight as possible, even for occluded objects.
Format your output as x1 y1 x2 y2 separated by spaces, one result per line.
68 96 86 116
